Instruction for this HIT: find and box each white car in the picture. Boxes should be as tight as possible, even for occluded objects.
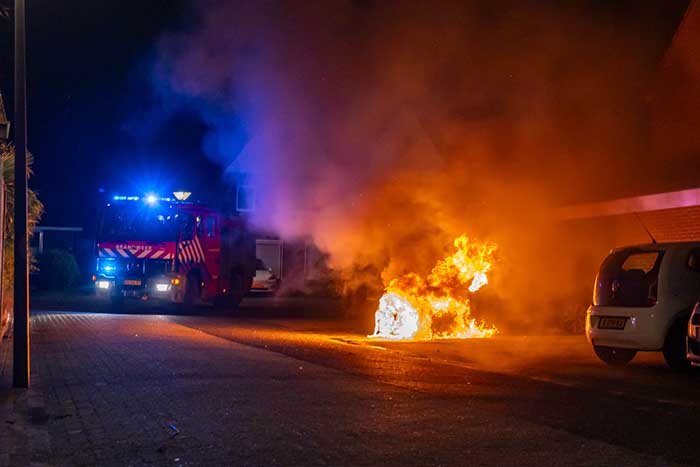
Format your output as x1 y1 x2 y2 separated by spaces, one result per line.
586 242 700 369
250 258 279 293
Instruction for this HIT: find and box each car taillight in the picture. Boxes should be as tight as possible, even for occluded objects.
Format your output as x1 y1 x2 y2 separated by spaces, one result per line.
647 283 658 306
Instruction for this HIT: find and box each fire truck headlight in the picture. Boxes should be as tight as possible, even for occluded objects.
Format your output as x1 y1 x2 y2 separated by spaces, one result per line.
155 283 171 292
96 280 111 290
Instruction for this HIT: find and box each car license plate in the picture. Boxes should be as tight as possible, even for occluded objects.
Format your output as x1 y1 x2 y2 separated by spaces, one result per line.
123 279 142 286
598 317 627 330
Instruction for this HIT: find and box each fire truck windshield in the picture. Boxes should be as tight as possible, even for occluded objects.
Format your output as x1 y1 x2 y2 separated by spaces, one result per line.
98 204 191 243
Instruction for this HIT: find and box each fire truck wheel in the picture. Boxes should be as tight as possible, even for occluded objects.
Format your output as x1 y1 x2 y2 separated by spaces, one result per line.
214 271 244 313
183 272 201 307
230 271 245 307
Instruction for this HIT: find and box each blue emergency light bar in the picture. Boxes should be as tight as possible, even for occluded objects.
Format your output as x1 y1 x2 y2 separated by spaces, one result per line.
112 194 175 203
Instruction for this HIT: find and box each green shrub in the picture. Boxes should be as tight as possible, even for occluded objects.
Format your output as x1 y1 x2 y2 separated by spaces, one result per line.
1 143 43 339
39 249 79 290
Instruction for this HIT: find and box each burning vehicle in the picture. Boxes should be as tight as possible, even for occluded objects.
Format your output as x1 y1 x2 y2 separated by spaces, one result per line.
250 258 280 293
94 194 256 309
370 235 498 340
587 242 700 369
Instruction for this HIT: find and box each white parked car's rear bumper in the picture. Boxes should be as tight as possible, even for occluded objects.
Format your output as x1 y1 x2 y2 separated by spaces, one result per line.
586 305 666 351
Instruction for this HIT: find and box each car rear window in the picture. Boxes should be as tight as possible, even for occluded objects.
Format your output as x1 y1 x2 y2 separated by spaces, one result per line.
594 249 664 307
621 252 658 273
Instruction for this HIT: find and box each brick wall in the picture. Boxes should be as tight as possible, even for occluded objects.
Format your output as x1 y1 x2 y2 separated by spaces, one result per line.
639 205 700 242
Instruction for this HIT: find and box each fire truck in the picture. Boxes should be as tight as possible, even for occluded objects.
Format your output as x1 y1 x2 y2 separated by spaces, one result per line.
93 193 256 309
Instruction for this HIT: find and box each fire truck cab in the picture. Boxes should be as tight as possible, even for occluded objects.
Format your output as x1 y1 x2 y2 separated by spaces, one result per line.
94 194 256 309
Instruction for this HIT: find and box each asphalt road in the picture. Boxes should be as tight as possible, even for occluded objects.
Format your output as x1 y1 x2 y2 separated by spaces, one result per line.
24 296 700 465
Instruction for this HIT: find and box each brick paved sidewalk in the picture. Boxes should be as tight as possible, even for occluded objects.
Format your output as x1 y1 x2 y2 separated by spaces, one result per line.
0 334 51 466
27 311 397 466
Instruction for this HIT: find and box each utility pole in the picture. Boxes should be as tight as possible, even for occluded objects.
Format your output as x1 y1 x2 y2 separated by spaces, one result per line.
13 0 30 388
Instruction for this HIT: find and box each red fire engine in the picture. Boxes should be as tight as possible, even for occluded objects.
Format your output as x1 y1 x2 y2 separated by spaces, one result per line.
94 193 256 309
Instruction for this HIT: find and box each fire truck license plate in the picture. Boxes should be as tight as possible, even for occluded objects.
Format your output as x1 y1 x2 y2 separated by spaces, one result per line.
598 317 627 330
123 279 142 286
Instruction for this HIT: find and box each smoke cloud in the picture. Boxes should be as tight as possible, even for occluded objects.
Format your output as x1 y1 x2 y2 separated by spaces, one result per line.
152 0 680 328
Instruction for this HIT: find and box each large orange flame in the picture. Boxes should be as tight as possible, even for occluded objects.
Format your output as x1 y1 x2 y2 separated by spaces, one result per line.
370 235 498 340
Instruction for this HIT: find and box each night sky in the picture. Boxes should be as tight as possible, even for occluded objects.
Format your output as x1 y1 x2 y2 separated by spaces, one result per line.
0 0 222 228
0 0 691 229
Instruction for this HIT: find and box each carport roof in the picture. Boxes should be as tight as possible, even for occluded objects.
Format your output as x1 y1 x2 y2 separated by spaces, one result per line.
555 187 700 220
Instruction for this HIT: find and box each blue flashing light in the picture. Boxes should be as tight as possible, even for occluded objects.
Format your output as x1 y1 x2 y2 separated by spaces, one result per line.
97 258 117 275
111 194 176 205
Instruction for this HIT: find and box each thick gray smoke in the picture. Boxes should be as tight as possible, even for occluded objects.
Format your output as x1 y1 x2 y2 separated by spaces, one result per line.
153 0 681 327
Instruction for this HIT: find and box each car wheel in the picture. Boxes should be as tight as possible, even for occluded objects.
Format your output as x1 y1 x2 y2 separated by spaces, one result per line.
663 317 691 370
593 345 637 365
